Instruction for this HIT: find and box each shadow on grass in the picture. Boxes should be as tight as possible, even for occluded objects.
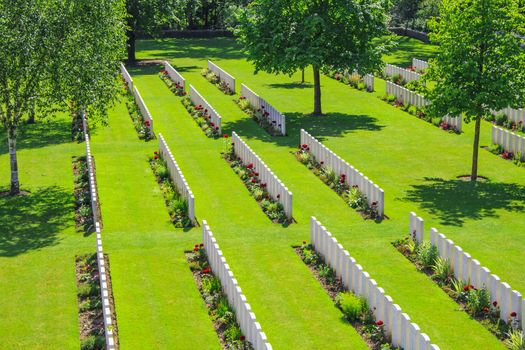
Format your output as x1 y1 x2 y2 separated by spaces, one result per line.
223 111 385 148
136 38 245 61
266 82 314 89
404 177 525 226
0 186 73 257
383 37 439 67
0 118 71 154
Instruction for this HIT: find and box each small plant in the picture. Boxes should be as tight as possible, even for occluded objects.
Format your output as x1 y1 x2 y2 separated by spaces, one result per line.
335 292 364 322
80 335 105 350
465 288 491 316
505 329 525 350
181 96 220 138
416 242 438 268
432 257 453 285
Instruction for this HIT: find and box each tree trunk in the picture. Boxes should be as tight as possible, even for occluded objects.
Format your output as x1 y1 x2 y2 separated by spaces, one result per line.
27 99 35 124
126 29 136 64
8 127 20 195
301 69 305 84
312 66 322 115
470 115 482 181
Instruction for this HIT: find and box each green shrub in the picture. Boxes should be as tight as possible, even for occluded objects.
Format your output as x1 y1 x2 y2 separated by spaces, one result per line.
357 82 366 91
495 112 508 126
431 117 443 127
78 283 99 298
432 257 453 284
335 292 364 322
505 329 525 350
416 242 438 268
224 325 242 342
485 113 496 122
466 288 491 316
202 276 221 296
80 335 105 350
318 265 335 284
302 248 321 265
387 94 396 103
320 167 337 186
238 99 251 111
408 105 418 115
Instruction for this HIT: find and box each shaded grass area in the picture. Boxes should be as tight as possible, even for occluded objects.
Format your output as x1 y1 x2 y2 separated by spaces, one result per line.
132 37 507 349
88 102 221 349
0 115 92 349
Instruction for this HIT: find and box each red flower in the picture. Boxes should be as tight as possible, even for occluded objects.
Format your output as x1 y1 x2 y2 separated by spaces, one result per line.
483 307 489 313
199 243 204 247
194 244 199 248
144 120 151 127
246 164 254 169
493 301 498 307
223 134 229 138
154 151 158 155
215 127 219 130
240 336 246 341
154 156 158 160
255 172 259 176
193 247 198 252
202 268 210 274
211 122 215 127
301 144 308 149
251 179 257 184
375 320 384 326
277 194 281 199
511 312 517 317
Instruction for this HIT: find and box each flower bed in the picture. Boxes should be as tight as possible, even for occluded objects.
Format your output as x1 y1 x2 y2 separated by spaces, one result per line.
201 68 234 95
159 69 186 97
297 242 398 350
392 237 523 348
124 85 153 141
380 94 460 134
181 96 220 138
486 144 525 168
223 140 289 224
294 145 379 220
186 244 254 350
327 71 369 91
235 97 282 136
73 156 94 233
76 253 105 350
485 112 525 134
149 152 192 228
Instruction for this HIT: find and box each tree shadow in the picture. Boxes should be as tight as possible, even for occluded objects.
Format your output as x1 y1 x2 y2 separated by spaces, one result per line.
127 64 162 76
0 186 74 257
0 118 72 154
266 82 314 89
383 37 439 67
223 111 385 149
403 177 525 226
137 37 245 61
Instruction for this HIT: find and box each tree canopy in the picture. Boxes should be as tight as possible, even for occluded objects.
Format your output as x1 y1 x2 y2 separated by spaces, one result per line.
427 0 525 180
236 0 392 115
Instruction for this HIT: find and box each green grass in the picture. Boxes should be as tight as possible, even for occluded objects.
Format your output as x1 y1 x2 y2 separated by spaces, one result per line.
0 116 91 349
88 102 221 349
132 37 518 349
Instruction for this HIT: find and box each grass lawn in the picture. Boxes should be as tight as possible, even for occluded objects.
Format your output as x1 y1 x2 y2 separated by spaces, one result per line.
130 36 520 349
0 115 92 349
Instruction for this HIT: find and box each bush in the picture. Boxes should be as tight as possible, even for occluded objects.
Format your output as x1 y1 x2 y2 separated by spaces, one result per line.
335 292 364 322
431 117 443 127
408 105 418 115
387 94 396 103
466 288 491 316
202 276 221 296
78 283 99 298
416 242 438 268
495 112 508 126
505 329 525 350
432 257 453 284
318 265 335 284
80 335 105 350
224 325 242 342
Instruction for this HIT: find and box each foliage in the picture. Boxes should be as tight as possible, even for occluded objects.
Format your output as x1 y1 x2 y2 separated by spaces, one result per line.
235 97 283 136
201 68 234 95
236 0 393 114
159 70 187 97
415 241 438 268
432 257 453 285
505 329 525 350
73 156 95 233
465 288 491 317
149 153 192 228
188 246 253 350
125 88 154 140
427 0 525 180
80 335 105 350
223 142 289 224
335 292 365 322
181 96 220 138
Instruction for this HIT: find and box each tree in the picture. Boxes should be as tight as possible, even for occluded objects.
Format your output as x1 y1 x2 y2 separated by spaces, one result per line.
125 0 179 63
391 0 422 29
427 0 525 181
0 0 64 195
58 0 127 122
0 0 126 195
236 0 391 115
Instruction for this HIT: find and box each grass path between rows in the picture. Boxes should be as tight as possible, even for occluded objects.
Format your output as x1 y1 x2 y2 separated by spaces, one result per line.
130 53 504 349
89 102 221 349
